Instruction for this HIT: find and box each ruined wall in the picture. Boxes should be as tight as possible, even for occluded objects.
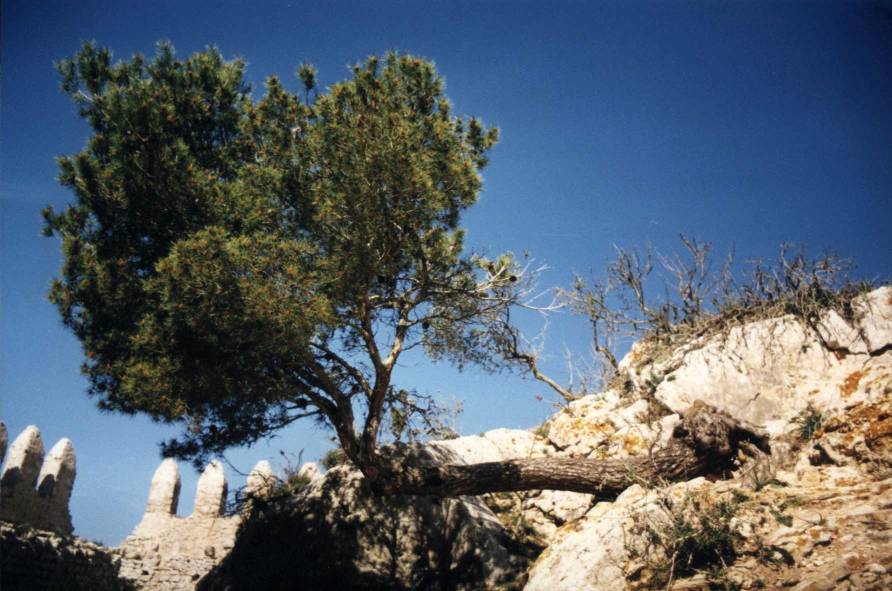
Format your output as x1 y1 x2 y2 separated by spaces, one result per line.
0 422 130 590
0 521 131 591
0 420 277 591
116 458 273 591
0 422 76 534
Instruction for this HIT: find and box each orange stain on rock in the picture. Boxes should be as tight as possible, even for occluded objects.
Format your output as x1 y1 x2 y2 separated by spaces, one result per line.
840 370 867 398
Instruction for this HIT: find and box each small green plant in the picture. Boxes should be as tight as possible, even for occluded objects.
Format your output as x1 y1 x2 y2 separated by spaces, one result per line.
792 405 824 440
321 448 348 470
626 490 743 590
645 373 664 394
484 491 547 558
741 454 776 492
622 375 635 394
768 506 793 527
533 421 551 439
276 451 314 496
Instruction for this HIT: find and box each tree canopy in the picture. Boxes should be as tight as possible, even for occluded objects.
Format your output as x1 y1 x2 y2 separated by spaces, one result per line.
46 42 768 497
43 41 530 469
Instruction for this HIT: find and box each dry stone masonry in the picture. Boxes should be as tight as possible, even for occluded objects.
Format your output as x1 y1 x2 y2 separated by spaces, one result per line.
116 458 274 591
0 423 76 535
0 423 129 591
1 521 131 591
0 421 278 591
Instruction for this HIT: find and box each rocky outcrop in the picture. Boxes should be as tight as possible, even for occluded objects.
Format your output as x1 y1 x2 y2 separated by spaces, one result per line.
198 451 531 591
4 288 890 591
526 458 892 591
621 286 892 437
521 286 892 591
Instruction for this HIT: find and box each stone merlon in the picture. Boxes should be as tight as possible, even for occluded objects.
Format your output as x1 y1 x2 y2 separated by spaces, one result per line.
193 460 227 517
145 458 181 515
0 424 76 534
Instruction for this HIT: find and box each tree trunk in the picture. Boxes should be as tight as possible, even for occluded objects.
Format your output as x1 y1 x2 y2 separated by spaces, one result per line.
369 400 769 499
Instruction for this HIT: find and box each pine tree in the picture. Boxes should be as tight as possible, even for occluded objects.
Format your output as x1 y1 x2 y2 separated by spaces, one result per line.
46 42 764 497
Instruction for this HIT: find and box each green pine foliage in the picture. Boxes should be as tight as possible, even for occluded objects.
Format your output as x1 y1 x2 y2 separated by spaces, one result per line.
45 41 506 465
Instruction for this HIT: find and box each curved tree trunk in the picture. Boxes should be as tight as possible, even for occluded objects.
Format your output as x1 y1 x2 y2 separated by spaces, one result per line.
369 400 770 499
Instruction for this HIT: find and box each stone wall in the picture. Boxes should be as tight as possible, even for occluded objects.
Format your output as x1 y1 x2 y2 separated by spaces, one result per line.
1 521 131 591
116 458 273 591
0 422 76 534
0 421 275 591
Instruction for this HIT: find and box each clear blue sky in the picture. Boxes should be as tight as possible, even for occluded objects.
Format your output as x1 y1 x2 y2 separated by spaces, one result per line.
2 0 891 545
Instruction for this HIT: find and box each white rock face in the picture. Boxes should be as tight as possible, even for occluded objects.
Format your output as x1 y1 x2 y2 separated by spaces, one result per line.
547 390 679 459
422 388 683 543
429 434 503 463
523 287 892 591
857 286 892 351
525 479 709 591
525 489 593 526
482 428 547 458
526 460 892 591
622 287 892 436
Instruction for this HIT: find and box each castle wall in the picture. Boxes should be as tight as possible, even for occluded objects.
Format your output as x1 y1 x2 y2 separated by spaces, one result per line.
116 458 274 591
0 423 76 534
0 420 277 591
1 522 130 591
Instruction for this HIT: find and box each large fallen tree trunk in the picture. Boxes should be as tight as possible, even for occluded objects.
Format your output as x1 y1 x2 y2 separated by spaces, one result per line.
369 401 770 498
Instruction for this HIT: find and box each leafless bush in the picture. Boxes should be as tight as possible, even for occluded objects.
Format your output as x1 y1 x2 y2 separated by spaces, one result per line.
564 238 876 382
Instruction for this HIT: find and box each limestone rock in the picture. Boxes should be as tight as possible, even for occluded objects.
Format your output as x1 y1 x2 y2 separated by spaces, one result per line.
525 429 892 591
429 434 503 463
547 390 678 459
856 286 892 352
198 459 529 591
620 287 892 437
482 428 550 459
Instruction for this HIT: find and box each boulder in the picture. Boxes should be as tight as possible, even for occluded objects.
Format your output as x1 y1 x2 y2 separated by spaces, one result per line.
621 287 892 437
198 458 529 591
546 389 679 459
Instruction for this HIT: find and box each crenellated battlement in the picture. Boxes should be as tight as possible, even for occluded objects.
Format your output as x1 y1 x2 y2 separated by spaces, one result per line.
1 419 293 590
117 458 276 590
0 422 76 535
